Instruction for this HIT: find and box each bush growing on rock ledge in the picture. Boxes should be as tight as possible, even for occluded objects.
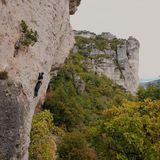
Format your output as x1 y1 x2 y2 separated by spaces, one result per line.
20 20 38 46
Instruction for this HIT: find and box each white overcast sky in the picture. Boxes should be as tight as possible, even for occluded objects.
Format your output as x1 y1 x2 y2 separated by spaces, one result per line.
71 0 160 79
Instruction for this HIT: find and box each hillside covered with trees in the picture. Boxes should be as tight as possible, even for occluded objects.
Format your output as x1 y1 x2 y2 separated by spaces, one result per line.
29 35 160 160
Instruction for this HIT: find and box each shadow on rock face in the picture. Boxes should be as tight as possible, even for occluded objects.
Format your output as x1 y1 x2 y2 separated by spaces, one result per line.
0 80 29 160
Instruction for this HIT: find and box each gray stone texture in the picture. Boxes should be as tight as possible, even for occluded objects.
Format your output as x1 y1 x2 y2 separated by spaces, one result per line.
0 80 28 160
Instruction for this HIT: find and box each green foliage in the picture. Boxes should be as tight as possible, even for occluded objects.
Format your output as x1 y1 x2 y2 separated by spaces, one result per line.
91 100 160 160
110 38 125 51
41 35 137 159
44 52 129 131
75 35 126 80
58 131 97 160
20 20 38 46
94 36 110 51
29 110 56 160
138 84 160 101
21 20 28 33
75 36 94 48
75 35 124 53
89 54 111 59
33 34 160 160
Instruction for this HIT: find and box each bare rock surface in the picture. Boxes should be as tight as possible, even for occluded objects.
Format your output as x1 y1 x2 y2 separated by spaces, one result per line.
0 80 28 160
74 30 96 38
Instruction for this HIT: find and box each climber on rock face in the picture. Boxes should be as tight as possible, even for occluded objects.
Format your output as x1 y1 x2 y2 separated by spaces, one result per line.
34 81 42 97
34 72 44 98
38 72 44 81
14 40 22 57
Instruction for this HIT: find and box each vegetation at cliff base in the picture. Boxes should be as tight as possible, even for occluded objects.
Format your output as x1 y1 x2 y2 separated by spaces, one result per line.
29 35 160 160
138 84 160 101
58 131 97 160
44 52 130 131
29 110 57 160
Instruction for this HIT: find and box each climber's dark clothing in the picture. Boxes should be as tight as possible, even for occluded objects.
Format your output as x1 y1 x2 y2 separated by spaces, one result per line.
38 72 44 81
33 72 44 97
14 40 22 57
34 81 42 97
14 40 21 50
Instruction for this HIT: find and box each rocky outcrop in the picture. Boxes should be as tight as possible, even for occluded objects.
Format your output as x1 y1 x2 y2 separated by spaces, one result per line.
0 0 80 159
73 31 140 94
73 73 85 94
69 0 81 15
74 30 96 38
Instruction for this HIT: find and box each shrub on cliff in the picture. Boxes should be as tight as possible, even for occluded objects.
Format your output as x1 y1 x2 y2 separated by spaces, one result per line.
20 20 38 46
29 110 56 160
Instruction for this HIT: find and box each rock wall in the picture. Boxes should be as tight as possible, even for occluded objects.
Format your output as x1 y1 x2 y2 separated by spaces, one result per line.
74 31 140 94
0 0 80 159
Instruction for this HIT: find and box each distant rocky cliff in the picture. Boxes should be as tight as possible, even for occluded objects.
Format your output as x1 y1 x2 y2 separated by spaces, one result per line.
0 0 81 159
73 31 140 94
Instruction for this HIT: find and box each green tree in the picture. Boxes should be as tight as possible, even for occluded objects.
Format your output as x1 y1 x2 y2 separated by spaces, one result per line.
91 99 160 160
138 84 160 101
58 131 97 160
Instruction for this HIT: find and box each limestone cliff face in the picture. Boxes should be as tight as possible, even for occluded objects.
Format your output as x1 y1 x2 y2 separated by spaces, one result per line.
0 0 80 159
74 31 140 94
